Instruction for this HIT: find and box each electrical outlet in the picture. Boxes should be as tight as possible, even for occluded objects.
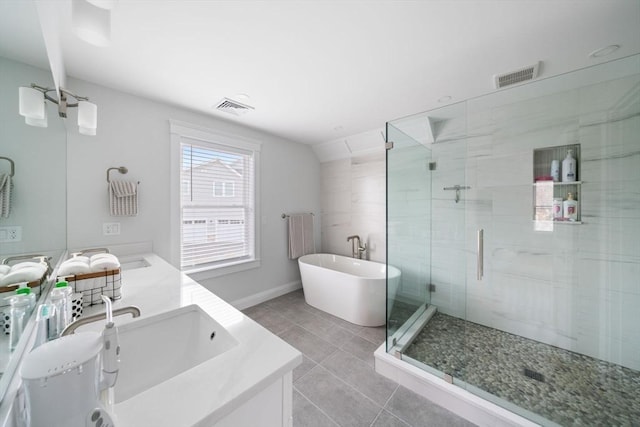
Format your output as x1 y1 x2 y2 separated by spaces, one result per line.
103 223 121 236
0 226 22 242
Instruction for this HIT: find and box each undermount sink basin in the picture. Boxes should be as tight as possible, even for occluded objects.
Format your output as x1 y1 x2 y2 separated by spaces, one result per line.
119 257 151 271
113 304 238 403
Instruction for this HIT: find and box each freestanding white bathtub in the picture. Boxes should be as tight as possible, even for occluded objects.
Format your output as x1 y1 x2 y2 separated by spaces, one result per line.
298 253 401 327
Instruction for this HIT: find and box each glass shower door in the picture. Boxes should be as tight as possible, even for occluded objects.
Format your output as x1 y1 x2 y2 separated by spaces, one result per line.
385 121 432 352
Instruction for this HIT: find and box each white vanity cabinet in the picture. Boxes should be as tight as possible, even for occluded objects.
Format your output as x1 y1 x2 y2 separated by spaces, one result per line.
1 252 301 427
215 372 293 427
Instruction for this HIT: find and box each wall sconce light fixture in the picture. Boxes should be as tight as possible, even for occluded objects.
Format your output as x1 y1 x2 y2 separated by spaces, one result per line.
19 84 98 136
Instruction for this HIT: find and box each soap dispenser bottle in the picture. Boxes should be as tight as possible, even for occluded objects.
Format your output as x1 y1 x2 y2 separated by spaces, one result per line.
562 149 577 182
8 286 35 351
563 193 578 221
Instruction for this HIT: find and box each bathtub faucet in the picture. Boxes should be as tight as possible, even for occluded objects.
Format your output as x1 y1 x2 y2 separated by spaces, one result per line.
346 235 367 259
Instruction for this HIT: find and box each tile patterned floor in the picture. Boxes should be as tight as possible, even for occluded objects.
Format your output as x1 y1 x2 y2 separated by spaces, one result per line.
243 290 475 427
405 312 640 427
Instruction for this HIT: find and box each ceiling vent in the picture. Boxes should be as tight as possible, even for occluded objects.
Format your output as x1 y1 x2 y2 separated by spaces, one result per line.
214 98 254 116
494 62 540 89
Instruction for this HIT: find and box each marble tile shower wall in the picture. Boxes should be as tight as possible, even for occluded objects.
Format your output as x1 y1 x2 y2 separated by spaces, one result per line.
320 153 386 263
428 75 640 371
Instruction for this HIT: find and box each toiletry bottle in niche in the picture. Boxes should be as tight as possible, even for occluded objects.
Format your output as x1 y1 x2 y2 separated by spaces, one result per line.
553 198 563 220
550 160 560 182
563 192 578 221
562 149 577 182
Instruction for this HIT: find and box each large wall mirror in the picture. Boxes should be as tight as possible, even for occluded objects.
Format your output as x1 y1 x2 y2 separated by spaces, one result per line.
0 2 67 401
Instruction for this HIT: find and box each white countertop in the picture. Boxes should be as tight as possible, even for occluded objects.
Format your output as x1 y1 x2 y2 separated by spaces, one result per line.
7 253 302 427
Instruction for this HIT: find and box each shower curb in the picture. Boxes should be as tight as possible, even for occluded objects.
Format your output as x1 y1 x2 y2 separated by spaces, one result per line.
374 343 541 427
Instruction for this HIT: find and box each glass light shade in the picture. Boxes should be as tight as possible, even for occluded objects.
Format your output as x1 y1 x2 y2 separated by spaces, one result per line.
24 105 48 128
78 101 97 135
72 0 111 47
19 87 45 119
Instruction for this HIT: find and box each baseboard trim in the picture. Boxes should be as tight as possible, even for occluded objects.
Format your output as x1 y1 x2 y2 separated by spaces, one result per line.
230 281 302 310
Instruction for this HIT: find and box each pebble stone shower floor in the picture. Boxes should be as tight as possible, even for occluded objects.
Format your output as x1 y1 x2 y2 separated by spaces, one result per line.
404 312 640 427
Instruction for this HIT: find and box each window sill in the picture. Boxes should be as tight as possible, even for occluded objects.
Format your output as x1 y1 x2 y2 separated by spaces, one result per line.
184 259 261 281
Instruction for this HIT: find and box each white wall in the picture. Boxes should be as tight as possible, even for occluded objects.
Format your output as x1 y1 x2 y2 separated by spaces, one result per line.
65 77 320 304
0 57 66 256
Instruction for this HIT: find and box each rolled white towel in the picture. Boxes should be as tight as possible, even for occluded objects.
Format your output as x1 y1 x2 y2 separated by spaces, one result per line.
0 267 44 286
90 255 120 272
68 255 90 265
10 262 48 275
0 265 10 275
58 260 92 276
90 253 117 262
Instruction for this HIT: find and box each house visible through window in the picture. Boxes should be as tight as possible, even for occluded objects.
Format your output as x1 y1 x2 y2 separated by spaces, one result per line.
180 137 257 269
213 181 235 197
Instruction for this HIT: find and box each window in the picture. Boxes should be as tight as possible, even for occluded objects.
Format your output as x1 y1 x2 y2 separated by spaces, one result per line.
213 181 235 197
171 121 261 273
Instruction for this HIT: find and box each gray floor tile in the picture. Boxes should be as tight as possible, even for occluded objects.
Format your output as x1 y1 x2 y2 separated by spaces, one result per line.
340 334 379 368
321 350 398 406
293 389 340 427
248 307 296 335
385 386 476 427
294 355 317 383
356 325 386 346
304 304 365 334
296 365 382 427
371 410 411 427
278 325 338 363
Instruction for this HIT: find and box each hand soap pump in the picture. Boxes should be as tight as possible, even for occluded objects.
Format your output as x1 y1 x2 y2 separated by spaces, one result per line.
20 297 118 427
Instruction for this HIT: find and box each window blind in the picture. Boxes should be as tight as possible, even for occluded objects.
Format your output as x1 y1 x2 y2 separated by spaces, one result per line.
180 138 255 269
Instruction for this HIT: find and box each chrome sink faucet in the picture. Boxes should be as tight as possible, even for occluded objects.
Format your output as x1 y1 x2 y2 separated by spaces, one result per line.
346 235 367 259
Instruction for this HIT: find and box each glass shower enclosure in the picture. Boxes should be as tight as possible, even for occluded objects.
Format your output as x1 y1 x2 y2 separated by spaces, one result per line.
385 54 640 426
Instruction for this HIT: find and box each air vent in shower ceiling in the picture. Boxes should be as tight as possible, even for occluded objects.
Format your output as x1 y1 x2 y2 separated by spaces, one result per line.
214 98 255 116
494 62 540 89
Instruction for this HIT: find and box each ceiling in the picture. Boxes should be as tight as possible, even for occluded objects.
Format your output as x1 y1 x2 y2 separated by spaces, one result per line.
1 0 639 145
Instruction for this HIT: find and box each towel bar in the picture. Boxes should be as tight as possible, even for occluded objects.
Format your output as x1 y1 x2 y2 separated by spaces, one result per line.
281 212 314 219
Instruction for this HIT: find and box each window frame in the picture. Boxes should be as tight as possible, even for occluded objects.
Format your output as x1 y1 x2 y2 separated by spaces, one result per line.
170 120 261 279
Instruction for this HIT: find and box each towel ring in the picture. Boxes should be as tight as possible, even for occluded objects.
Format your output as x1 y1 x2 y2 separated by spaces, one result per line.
107 166 128 183
0 157 15 177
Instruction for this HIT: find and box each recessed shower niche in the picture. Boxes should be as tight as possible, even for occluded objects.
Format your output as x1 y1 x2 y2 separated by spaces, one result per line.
533 143 582 223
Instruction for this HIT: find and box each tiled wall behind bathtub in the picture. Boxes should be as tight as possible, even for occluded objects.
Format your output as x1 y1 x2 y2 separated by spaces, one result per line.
320 153 386 263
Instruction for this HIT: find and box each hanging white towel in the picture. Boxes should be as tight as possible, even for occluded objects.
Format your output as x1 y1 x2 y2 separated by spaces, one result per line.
0 174 12 218
109 180 138 216
288 213 315 259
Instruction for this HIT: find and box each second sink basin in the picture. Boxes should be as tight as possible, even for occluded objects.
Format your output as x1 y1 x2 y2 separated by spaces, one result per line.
113 304 238 403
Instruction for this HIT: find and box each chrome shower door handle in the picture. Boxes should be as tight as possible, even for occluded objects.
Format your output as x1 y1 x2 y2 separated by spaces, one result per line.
477 229 484 281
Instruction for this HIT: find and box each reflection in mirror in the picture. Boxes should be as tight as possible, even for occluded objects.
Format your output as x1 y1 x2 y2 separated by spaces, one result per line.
0 4 67 401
